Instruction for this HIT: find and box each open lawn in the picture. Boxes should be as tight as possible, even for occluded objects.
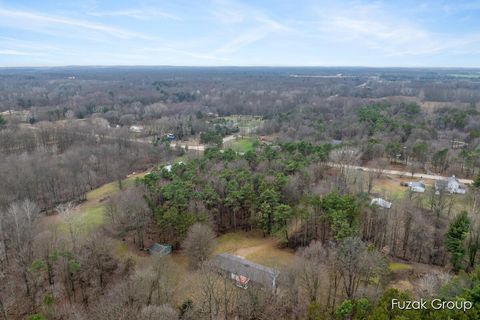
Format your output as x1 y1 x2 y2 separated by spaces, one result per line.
389 261 413 272
87 172 146 200
224 137 255 153
56 171 149 236
58 202 105 234
214 230 294 268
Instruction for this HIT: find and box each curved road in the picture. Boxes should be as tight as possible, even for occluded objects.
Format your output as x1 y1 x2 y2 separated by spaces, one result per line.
169 136 473 185
328 163 473 185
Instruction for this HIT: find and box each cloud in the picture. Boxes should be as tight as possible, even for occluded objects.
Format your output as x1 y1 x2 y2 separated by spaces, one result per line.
312 2 480 57
0 8 151 40
211 0 291 55
0 49 34 56
87 8 182 21
214 26 278 55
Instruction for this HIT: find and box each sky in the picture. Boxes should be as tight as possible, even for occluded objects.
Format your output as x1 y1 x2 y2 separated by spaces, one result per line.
0 0 480 67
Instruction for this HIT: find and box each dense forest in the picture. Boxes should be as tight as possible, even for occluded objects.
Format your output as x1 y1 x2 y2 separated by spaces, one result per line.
2 67 480 319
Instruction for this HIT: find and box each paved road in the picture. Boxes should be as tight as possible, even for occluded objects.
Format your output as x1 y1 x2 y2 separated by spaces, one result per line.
169 139 474 184
328 163 473 184
26 123 472 184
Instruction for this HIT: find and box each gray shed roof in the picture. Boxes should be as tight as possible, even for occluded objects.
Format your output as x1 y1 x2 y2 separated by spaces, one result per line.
211 253 279 289
147 243 171 256
410 181 425 188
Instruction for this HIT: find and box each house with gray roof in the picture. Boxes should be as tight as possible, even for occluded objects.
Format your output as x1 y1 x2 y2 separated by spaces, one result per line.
435 175 466 195
408 180 426 193
211 253 279 291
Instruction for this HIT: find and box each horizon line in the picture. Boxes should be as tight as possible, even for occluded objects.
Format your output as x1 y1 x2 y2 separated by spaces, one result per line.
1 64 480 70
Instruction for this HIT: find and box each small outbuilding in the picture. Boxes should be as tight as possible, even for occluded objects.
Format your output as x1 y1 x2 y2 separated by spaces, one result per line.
129 125 144 133
147 243 172 257
408 180 426 193
370 198 392 209
211 253 279 290
163 161 185 173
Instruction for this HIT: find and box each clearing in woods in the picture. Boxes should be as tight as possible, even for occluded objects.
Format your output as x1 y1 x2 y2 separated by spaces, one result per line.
214 231 294 268
57 171 148 234
44 159 438 294
224 137 256 153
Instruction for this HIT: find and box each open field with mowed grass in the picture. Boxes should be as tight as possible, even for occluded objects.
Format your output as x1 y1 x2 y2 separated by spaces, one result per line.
56 172 148 235
214 230 294 268
224 137 256 153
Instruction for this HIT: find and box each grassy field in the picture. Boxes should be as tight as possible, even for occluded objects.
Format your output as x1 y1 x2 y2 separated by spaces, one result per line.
214 230 294 268
389 261 413 272
224 137 255 153
58 172 148 235
87 172 146 200
59 203 105 234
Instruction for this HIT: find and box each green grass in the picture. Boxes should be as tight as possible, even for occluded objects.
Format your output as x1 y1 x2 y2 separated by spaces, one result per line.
58 203 105 234
389 262 413 272
59 172 148 235
225 138 255 153
86 174 143 200
87 182 118 200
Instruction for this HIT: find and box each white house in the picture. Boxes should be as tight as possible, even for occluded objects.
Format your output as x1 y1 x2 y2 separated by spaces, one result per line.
370 198 392 209
435 175 466 194
129 125 144 133
163 161 185 173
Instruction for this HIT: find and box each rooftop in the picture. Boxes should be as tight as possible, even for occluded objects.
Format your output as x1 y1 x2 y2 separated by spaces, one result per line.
211 253 279 289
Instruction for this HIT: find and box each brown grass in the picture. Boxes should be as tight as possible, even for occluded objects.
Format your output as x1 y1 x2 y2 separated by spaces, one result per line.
214 230 294 268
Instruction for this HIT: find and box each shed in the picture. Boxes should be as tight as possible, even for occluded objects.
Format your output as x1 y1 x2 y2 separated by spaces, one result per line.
370 198 392 209
129 125 144 133
147 243 172 257
408 180 425 193
211 254 279 290
331 139 343 146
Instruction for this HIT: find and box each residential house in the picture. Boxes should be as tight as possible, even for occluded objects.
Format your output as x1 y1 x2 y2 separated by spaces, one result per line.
211 253 279 291
435 175 466 194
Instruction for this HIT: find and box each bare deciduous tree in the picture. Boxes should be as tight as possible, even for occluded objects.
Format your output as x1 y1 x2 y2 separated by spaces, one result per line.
182 223 216 269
